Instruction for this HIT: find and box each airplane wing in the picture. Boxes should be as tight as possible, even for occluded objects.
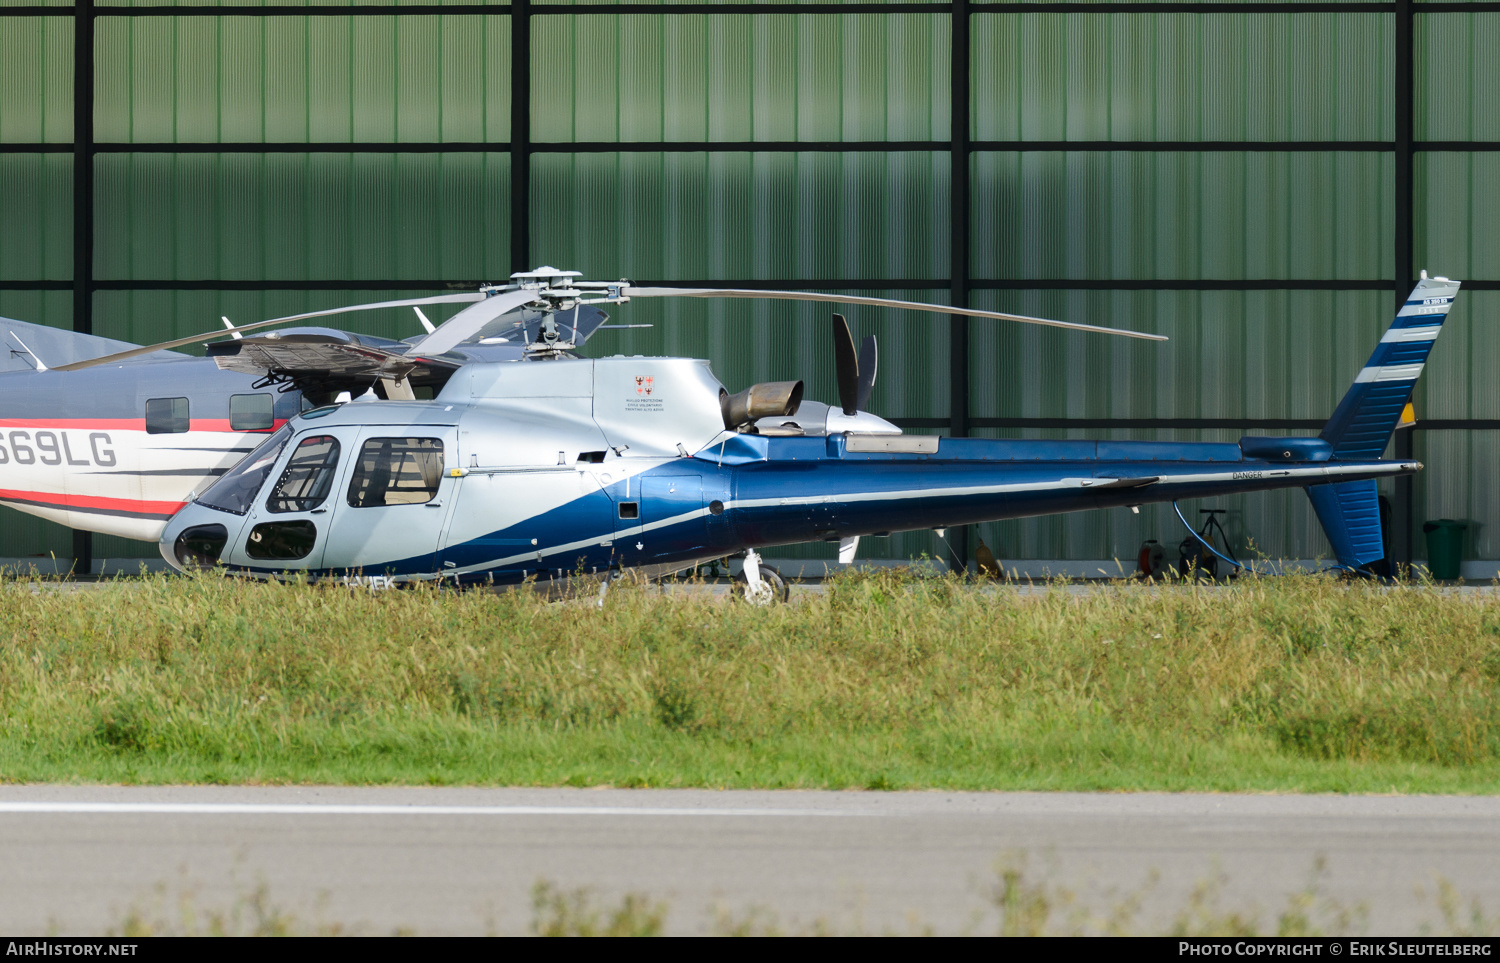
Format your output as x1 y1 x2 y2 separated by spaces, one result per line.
206 332 462 383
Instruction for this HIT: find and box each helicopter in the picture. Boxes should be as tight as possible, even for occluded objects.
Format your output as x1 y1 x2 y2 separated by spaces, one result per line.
153 270 1460 597
4 269 1154 545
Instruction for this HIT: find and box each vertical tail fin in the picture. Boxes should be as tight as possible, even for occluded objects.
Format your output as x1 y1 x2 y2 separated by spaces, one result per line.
1319 274 1461 459
1306 479 1386 570
1306 273 1457 571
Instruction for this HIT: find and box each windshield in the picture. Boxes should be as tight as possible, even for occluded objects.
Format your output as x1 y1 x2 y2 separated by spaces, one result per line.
196 423 294 516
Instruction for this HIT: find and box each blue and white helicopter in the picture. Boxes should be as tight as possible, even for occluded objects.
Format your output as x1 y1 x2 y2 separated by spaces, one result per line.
147 269 1459 598
0 271 1136 547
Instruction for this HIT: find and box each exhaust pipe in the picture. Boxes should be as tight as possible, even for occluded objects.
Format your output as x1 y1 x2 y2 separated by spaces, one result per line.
721 380 804 430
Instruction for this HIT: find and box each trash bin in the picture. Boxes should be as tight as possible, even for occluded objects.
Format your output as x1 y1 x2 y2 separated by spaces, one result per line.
1422 519 1468 580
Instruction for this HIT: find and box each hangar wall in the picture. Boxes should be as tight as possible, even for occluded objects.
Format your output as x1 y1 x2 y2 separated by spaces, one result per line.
0 2 1493 571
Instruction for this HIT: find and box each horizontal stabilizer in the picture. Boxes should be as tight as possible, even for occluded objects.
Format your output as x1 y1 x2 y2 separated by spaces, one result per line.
1306 479 1385 570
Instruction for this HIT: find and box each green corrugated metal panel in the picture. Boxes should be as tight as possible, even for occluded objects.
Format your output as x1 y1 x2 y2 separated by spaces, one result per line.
530 150 948 278
531 15 949 143
1409 291 1500 421
89 287 459 351
972 151 1394 280
1416 14 1500 140
969 289 1392 420
0 291 71 333
0 155 72 280
0 509 73 562
93 152 512 280
0 18 73 142
1413 429 1500 561
973 14 1393 142
1414 152 1500 284
94 16 511 142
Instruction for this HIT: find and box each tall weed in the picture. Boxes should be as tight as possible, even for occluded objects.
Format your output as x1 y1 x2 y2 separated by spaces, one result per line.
0 569 1496 788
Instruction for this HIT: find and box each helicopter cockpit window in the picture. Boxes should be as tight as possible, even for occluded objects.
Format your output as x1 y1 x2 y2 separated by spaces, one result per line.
266 435 342 514
145 397 189 434
196 423 294 516
346 438 445 508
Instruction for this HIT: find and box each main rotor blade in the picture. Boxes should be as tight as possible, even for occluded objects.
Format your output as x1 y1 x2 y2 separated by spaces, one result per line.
623 287 1168 341
52 293 486 372
832 314 860 416
403 289 544 357
856 334 877 412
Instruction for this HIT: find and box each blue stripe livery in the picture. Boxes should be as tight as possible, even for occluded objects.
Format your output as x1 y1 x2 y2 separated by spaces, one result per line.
1320 279 1459 460
1307 276 1460 569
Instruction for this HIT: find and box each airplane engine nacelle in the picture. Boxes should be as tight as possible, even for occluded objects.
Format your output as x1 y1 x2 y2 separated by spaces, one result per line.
721 381 804 431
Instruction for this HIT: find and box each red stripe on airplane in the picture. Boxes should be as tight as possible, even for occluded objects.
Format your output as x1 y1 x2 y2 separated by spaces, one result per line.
0 419 145 430
0 488 187 515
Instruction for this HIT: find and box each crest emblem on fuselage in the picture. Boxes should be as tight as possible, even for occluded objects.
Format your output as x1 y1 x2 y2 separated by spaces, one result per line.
634 375 654 396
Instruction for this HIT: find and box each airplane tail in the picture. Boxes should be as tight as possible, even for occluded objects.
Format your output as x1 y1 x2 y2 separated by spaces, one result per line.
0 317 173 374
1303 273 1460 570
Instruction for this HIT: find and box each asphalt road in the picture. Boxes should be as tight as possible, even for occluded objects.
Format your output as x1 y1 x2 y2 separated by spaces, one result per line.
0 786 1497 935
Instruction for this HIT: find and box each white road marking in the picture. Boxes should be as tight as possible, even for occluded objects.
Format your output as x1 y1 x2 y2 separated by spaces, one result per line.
0 801 860 818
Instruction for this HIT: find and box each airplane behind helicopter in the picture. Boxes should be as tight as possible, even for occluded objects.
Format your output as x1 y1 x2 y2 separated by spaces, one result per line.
0 269 1149 545
152 272 1461 597
0 294 627 541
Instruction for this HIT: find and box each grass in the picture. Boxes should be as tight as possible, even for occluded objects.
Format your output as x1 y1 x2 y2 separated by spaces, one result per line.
105 859 1499 936
0 568 1498 790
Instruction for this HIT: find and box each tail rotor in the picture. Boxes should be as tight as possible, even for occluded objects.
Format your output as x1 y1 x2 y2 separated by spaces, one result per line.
831 313 878 415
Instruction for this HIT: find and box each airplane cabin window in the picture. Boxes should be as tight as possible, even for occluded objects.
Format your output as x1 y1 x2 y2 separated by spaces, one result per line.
266 435 341 514
230 393 275 431
145 397 189 434
346 438 445 508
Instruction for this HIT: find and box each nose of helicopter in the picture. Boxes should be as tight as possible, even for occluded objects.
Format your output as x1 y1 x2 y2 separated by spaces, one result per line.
159 503 230 572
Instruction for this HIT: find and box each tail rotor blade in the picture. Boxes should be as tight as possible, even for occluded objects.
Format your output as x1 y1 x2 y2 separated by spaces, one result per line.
856 334 877 412
832 314 860 416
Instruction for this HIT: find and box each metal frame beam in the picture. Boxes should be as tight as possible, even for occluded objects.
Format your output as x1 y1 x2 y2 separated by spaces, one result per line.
71 0 94 577
510 0 531 276
949 0 971 571
7 3 1500 16
1393 0 1416 573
